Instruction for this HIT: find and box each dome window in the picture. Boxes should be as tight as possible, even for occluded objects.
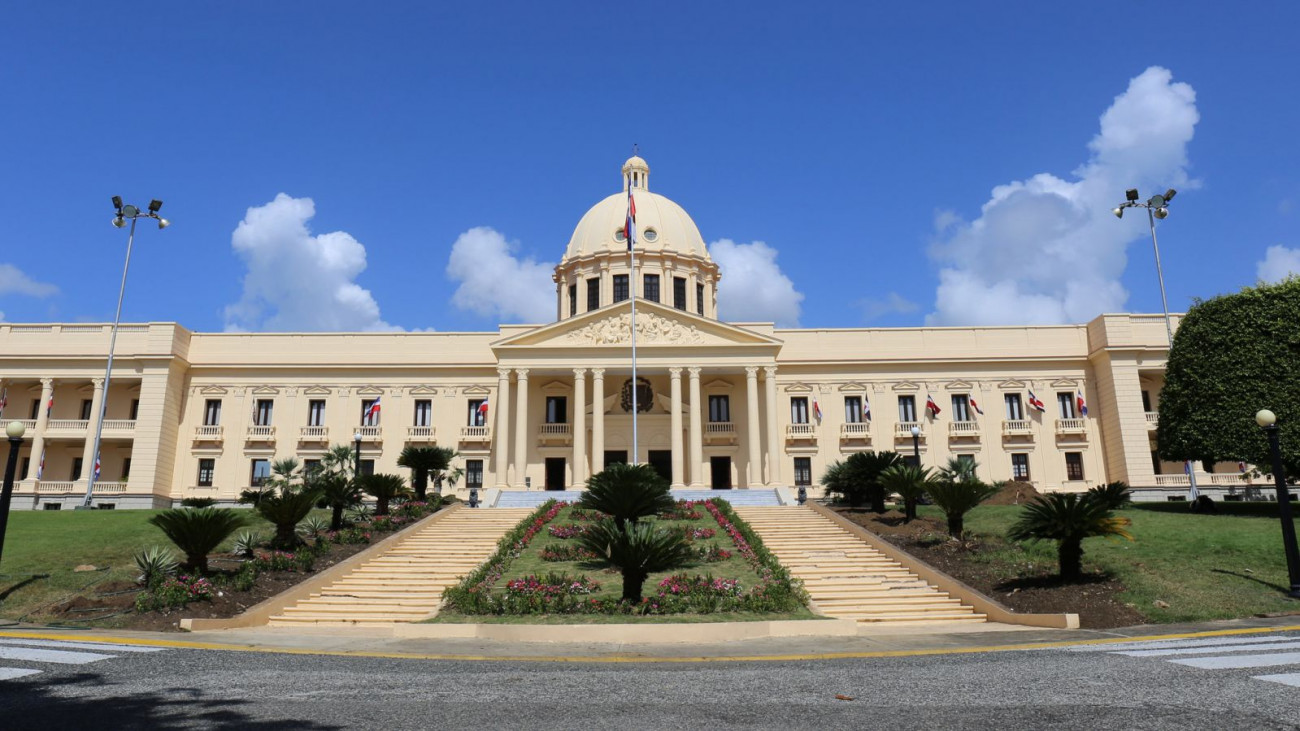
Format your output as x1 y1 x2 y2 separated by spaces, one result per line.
643 228 658 242
614 228 627 243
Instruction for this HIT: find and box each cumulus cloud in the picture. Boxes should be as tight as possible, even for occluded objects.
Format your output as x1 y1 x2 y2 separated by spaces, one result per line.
0 264 57 298
710 239 804 327
224 194 396 332
1258 245 1300 283
446 227 555 323
927 66 1200 325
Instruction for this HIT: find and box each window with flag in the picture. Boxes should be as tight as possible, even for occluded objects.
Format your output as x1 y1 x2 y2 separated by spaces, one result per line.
793 457 812 486
250 459 271 487
708 395 730 423
254 399 273 426
1011 453 1030 480
673 277 687 310
643 274 660 303
545 396 568 424
467 399 486 426
568 285 577 316
1065 452 1084 480
1004 393 1023 420
466 459 483 488
791 397 809 424
696 283 705 316
898 395 917 423
360 399 381 426
204 399 222 426
587 277 600 311
1057 392 1076 419
307 400 326 427
414 400 432 427
80 399 93 420
844 396 862 423
197 458 215 487
613 274 629 303
951 395 971 422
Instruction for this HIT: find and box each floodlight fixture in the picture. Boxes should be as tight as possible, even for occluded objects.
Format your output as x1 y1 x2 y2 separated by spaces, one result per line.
1112 207 1124 219
1126 188 1140 202
1164 189 1177 202
112 216 126 228
1154 207 1169 220
148 199 163 213
111 195 123 211
157 218 170 229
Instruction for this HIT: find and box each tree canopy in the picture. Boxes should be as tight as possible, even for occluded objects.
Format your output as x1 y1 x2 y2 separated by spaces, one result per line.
1158 277 1300 479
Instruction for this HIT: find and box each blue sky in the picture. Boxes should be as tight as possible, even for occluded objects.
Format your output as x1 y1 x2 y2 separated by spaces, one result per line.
2 2 1298 332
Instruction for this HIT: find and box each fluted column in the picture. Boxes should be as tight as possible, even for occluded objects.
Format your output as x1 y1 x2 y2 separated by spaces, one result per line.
763 366 781 486
572 368 587 487
688 367 703 487
30 377 54 482
493 368 511 488
513 369 529 488
591 369 605 475
745 366 762 488
669 367 685 488
80 377 105 484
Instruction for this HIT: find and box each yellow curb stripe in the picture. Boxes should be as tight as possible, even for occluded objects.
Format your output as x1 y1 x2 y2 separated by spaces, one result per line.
2 624 1299 664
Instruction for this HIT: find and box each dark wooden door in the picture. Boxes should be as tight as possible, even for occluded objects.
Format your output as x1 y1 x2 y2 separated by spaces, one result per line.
710 456 732 489
545 458 566 490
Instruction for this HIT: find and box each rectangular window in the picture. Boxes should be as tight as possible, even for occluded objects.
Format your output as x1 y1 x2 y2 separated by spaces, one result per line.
643 274 660 303
129 399 140 421
1004 393 1024 420
673 277 687 310
360 399 380 426
898 395 917 423
414 400 432 427
197 458 215 487
250 459 271 487
42 503 61 511
957 454 975 470
568 284 577 316
790 397 809 425
1065 452 1085 481
587 277 601 311
80 399 93 420
467 399 486 426
307 400 326 427
303 459 321 476
121 457 131 481
1141 390 1152 412
359 459 376 477
545 396 568 424
708 395 730 423
793 457 812 486
844 396 862 424
951 395 971 422
1011 453 1030 480
696 283 705 316
466 459 484 488
1151 450 1162 475
1058 392 1076 419
20 457 29 480
612 274 629 303
254 399 273 426
71 457 83 481
203 399 222 426
29 399 39 420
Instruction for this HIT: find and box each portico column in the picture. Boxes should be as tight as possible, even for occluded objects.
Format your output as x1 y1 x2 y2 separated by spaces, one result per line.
513 368 529 489
30 378 54 483
688 367 703 487
493 368 511 488
572 368 587 487
669 368 685 489
80 377 105 484
745 366 762 488
763 366 781 486
591 369 605 475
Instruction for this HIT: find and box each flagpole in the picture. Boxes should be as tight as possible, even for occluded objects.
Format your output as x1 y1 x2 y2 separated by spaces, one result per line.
629 195 638 466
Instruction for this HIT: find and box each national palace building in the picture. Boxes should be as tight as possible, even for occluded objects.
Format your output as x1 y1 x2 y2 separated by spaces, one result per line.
0 156 1246 509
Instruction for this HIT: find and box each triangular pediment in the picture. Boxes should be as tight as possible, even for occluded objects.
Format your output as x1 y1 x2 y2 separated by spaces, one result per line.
251 386 279 395
540 380 572 393
356 386 385 396
839 382 868 393
408 385 438 395
462 385 491 395
492 300 782 350
893 381 920 392
945 380 975 390
703 379 734 391
1050 378 1079 389
997 380 1026 390
784 382 814 393
302 386 332 396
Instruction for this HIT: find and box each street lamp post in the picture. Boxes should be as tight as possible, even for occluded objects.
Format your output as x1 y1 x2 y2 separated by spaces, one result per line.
910 425 921 466
1113 188 1200 501
0 421 28 566
81 198 169 509
1255 409 1300 598
353 431 363 480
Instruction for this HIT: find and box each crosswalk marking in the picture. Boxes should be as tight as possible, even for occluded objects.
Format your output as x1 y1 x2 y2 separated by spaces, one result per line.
1254 672 1300 688
1170 651 1300 670
1068 633 1300 689
1119 640 1300 657
0 637 172 682
0 638 164 653
0 667 42 680
0 646 115 665
1066 635 1298 653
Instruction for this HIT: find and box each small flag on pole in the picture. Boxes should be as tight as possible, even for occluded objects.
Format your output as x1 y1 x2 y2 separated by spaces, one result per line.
93 452 101 480
45 394 54 418
477 397 489 424
1027 390 1046 412
813 398 823 422
925 394 942 417
969 396 984 415
36 448 45 479
626 187 637 251
1076 391 1089 417
363 397 382 424
861 396 871 421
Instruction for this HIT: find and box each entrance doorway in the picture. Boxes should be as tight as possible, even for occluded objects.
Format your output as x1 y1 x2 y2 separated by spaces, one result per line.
648 450 672 482
604 451 628 468
544 458 566 490
710 456 732 490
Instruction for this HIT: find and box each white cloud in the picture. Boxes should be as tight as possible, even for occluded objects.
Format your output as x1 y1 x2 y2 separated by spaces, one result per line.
445 227 555 323
224 193 396 332
710 239 804 327
0 264 57 298
927 66 1200 326
1258 245 1300 283
860 292 920 322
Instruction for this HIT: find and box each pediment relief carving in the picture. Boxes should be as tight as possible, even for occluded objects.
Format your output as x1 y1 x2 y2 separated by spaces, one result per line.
541 380 572 393
564 311 707 346
838 382 867 393
704 379 734 391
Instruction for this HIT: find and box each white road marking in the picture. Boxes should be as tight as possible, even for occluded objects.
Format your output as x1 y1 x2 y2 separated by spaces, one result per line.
1120 640 1300 657
1254 672 1300 688
0 646 114 665
1171 651 1300 670
0 638 163 653
0 667 42 680
1067 635 1299 653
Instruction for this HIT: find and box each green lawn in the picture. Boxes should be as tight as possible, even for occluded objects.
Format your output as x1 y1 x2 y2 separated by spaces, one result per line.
936 501 1300 623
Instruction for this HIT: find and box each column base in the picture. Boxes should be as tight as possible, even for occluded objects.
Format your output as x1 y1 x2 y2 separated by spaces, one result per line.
670 482 686 490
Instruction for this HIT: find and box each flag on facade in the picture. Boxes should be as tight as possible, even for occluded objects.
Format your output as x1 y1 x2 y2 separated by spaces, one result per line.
925 394 941 417
1076 391 1089 417
1238 461 1248 473
1027 390 1046 412
93 452 101 481
969 396 984 415
46 394 54 418
1186 461 1198 501
812 398 823 422
0 387 7 417
478 397 489 417
626 187 637 251
36 448 45 479
363 397 382 423
861 396 871 421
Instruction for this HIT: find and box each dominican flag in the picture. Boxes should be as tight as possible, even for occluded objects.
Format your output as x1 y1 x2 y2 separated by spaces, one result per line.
45 394 54 418
363 397 382 423
1076 391 1089 417
813 398 823 422
969 396 984 416
1027 390 1046 412
626 187 637 251
478 397 489 417
36 448 45 479
93 452 101 481
861 396 871 421
1239 461 1248 474
925 394 941 417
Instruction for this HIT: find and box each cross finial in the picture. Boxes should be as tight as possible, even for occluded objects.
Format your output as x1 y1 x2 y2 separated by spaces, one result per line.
633 143 639 156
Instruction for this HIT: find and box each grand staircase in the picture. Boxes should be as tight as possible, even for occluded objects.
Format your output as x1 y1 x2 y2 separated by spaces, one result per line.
492 488 784 508
734 506 986 625
267 507 532 627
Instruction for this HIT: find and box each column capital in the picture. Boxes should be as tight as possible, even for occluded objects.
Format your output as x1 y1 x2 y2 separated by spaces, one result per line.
744 366 759 378
687 367 702 379
763 365 777 378
668 367 683 379
591 368 605 379
39 377 54 388
515 368 529 380
497 367 512 379
572 368 588 379
91 377 105 389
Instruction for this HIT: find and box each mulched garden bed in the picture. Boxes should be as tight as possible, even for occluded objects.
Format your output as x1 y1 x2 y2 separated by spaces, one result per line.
834 508 1145 629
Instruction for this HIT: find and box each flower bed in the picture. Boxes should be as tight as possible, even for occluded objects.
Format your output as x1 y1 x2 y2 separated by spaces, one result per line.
547 524 587 539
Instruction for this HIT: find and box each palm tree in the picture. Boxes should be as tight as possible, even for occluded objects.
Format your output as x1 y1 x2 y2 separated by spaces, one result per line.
239 458 323 548
320 444 358 480
821 450 902 511
397 445 457 500
879 464 935 522
148 507 246 574
311 470 364 530
1087 481 1132 511
578 463 675 529
924 479 999 537
577 519 693 602
939 456 979 483
1008 492 1133 580
359 473 410 516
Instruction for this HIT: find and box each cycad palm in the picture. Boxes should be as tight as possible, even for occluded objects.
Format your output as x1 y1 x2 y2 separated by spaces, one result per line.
1008 492 1133 580
925 480 999 537
240 458 323 548
939 457 979 483
359 473 410 516
397 445 457 500
578 519 693 601
578 463 674 529
148 508 246 574
311 470 364 530
879 464 934 522
821 450 901 511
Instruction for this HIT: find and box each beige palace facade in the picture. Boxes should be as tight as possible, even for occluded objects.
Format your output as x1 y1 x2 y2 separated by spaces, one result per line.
0 156 1244 509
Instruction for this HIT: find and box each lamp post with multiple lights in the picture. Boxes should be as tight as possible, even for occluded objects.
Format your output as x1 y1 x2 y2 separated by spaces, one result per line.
1112 188 1201 501
80 198 169 509
1254 409 1300 597
0 420 27 566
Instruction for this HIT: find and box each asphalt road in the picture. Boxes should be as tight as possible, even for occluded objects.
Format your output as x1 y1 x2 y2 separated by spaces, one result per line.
3 633 1300 729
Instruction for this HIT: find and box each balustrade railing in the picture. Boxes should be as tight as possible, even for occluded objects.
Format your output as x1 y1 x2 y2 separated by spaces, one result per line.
948 421 981 437
194 425 224 440
1055 418 1087 434
894 422 923 438
1002 420 1033 435
406 425 436 441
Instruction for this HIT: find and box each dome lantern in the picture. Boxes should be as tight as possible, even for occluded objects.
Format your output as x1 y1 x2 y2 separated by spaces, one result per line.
622 155 649 192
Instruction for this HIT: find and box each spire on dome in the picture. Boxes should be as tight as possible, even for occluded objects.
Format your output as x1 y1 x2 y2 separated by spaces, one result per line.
622 152 649 191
